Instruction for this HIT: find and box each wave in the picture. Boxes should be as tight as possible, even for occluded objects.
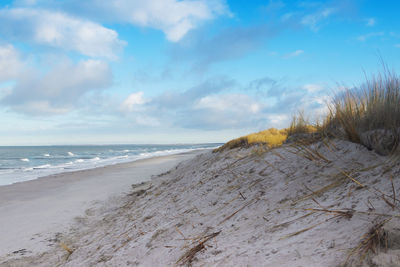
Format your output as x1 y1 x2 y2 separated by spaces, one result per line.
0 145 218 186
33 164 52 169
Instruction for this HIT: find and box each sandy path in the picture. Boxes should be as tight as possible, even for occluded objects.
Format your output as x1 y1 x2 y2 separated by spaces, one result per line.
0 150 204 258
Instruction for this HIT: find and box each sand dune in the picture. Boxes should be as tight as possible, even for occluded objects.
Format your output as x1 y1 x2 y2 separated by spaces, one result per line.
2 141 400 266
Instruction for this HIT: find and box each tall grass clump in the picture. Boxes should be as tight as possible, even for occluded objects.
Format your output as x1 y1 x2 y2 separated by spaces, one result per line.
324 69 400 155
287 112 317 137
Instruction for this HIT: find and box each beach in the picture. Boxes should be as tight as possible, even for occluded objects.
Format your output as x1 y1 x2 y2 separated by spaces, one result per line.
0 150 204 261
2 139 400 266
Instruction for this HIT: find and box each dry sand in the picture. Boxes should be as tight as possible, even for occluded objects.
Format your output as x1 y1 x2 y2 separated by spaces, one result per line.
0 150 204 262
2 140 400 266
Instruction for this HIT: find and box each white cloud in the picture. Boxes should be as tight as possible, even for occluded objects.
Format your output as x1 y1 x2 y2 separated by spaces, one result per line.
76 0 231 42
298 95 330 119
303 83 323 93
266 114 289 126
126 0 214 42
107 0 230 42
120 92 146 112
357 32 384 42
301 8 335 31
0 44 24 81
2 57 112 115
0 8 126 59
28 0 230 42
195 94 261 114
283 49 304 59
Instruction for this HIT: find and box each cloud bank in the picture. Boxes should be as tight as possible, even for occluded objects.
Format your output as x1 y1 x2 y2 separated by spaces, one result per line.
0 8 125 59
15 0 230 42
0 44 112 115
117 76 328 131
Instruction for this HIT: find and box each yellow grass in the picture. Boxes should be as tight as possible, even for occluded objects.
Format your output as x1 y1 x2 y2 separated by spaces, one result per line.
287 112 318 136
247 128 288 145
214 128 288 152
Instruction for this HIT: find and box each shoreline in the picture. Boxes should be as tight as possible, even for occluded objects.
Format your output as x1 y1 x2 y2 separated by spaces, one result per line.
0 147 217 187
0 149 208 258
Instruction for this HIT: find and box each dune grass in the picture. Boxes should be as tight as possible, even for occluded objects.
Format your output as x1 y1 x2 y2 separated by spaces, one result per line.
286 69 400 154
287 112 317 137
216 69 400 154
214 128 288 152
321 70 400 153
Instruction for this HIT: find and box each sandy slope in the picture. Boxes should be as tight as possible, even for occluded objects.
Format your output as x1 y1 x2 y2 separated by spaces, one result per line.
0 151 203 262
2 140 400 266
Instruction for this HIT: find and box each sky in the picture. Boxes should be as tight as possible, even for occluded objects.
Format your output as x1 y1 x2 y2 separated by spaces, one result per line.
0 0 399 145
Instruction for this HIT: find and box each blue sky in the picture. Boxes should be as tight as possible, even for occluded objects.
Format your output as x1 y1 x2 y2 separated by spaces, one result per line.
0 0 399 145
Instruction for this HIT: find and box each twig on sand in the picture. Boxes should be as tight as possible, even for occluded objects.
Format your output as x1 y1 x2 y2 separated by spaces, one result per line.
269 211 316 231
218 201 253 226
60 242 74 260
301 208 354 219
279 209 355 241
390 175 396 209
176 231 221 266
279 215 339 240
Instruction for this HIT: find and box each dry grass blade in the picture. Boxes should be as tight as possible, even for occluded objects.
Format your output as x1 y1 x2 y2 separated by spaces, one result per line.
60 242 73 254
218 201 253 226
176 226 186 239
381 194 396 210
302 208 354 219
60 242 74 260
289 141 330 163
336 166 400 210
390 175 396 208
298 207 400 219
291 179 344 205
279 215 339 240
279 222 322 240
344 218 391 265
176 231 221 266
337 168 365 188
270 211 315 231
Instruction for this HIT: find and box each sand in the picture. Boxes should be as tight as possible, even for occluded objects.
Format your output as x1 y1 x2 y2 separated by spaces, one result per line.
2 140 400 266
0 150 204 261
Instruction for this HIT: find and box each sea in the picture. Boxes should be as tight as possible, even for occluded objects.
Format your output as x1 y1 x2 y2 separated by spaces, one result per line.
0 144 220 186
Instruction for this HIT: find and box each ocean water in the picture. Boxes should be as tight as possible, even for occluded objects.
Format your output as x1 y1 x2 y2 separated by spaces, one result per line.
0 144 220 186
